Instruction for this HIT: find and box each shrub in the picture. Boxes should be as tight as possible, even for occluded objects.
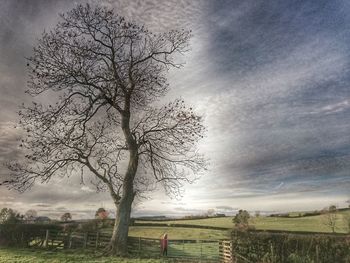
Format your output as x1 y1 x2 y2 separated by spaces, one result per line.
0 208 23 224
231 230 350 263
287 253 314 263
77 220 99 233
0 223 62 247
233 210 250 230
62 222 79 233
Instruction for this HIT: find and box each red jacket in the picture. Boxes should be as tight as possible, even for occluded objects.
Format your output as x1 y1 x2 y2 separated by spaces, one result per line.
161 238 168 249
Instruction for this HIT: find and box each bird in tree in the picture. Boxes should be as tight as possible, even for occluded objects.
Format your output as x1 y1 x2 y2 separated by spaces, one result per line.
2 4 206 255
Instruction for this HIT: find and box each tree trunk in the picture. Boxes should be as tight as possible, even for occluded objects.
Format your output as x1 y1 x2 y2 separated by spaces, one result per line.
108 188 134 255
107 112 138 255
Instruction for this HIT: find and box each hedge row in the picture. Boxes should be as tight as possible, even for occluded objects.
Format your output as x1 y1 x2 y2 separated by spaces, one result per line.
270 212 322 218
0 223 63 246
133 222 230 231
134 215 226 222
231 230 350 263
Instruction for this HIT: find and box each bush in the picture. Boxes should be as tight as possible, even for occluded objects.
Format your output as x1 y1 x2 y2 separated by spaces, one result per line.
287 253 314 263
0 223 62 247
233 210 250 230
77 220 99 233
0 208 23 224
61 222 79 233
231 230 350 263
101 218 114 228
183 215 209 220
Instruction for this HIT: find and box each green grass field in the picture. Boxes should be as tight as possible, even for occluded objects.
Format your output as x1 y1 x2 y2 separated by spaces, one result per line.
136 209 350 234
0 247 211 263
0 248 168 263
128 226 230 239
251 212 349 233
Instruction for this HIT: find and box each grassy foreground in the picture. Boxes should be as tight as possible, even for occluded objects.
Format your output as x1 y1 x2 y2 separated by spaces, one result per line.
0 247 176 263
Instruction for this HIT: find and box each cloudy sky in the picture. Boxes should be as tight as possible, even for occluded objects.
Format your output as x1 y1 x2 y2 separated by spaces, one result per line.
1 0 350 219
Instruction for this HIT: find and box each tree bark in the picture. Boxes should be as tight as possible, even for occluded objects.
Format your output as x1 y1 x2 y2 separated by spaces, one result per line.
108 187 134 255
108 112 138 255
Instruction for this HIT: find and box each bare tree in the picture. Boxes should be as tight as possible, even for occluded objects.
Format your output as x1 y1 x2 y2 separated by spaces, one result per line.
61 212 72 222
321 206 338 233
0 208 22 224
206 208 215 217
25 209 38 220
2 4 206 255
95 207 109 219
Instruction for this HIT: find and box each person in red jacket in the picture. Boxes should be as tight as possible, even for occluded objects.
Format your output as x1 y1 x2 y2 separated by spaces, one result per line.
161 233 168 256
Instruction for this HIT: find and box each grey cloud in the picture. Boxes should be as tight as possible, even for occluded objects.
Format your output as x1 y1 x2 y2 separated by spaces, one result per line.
174 206 203 212
188 0 350 201
1 0 350 218
100 0 206 32
33 203 51 208
215 206 237 211
205 0 350 76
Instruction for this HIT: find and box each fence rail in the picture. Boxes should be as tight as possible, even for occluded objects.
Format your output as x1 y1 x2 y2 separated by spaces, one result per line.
2 228 227 262
219 240 233 263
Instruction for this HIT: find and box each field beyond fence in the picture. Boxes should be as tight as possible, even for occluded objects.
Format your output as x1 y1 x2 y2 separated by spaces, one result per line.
0 224 222 262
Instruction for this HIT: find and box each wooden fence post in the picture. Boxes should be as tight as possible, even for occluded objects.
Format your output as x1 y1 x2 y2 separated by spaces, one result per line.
83 232 88 249
231 241 233 263
44 230 49 248
20 232 24 247
138 237 141 256
95 232 99 249
69 234 73 249
200 241 203 262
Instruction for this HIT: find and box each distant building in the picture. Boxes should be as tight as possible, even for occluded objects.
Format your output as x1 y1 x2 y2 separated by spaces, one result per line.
215 213 226 217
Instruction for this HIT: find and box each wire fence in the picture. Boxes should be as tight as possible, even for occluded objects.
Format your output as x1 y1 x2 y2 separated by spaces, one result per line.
128 237 221 261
